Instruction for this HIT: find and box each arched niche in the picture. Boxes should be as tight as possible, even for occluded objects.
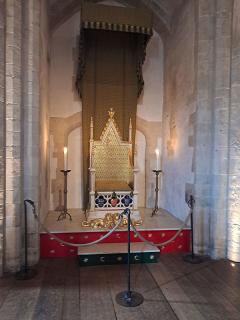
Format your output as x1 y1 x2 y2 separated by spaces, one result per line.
49 6 164 212
49 0 179 40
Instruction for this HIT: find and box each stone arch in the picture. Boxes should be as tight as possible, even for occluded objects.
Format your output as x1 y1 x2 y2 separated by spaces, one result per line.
49 0 183 39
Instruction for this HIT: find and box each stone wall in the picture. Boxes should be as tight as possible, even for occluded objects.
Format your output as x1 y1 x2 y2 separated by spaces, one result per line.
210 0 232 258
194 0 234 257
161 0 196 221
5 0 23 272
39 0 50 224
0 0 5 276
194 0 216 255
228 0 240 261
22 0 41 265
0 0 46 273
160 0 240 260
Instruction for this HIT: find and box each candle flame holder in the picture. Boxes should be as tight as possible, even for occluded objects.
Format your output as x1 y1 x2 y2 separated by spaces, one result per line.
152 169 162 217
57 170 72 221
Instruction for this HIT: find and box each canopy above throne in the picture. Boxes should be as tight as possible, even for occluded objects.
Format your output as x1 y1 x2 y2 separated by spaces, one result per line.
76 3 152 209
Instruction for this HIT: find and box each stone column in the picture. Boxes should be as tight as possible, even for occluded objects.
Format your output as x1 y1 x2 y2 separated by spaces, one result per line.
228 0 240 262
194 0 233 258
0 0 5 276
39 0 50 222
0 0 47 272
5 0 23 271
22 0 40 265
194 0 216 254
211 0 233 258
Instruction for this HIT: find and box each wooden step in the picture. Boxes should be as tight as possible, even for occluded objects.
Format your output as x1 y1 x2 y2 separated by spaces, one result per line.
78 243 160 266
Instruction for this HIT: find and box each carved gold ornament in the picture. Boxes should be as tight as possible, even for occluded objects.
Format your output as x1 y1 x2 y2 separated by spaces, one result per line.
82 212 142 229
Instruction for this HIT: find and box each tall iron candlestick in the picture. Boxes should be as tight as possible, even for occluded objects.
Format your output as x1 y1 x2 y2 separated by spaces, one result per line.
57 170 72 221
152 170 162 217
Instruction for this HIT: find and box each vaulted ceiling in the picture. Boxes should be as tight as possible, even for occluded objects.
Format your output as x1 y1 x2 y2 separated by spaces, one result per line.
48 0 184 38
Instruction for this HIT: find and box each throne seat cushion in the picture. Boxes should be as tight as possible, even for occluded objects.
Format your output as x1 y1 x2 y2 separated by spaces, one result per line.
96 180 132 192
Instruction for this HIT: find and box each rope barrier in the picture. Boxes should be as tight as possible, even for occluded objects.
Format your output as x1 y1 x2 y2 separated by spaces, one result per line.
30 203 124 247
130 211 191 247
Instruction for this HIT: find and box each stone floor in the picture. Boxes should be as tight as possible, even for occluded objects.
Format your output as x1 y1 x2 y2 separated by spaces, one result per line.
0 254 240 320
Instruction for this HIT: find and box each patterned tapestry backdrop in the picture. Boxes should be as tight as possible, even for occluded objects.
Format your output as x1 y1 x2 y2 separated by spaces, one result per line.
76 5 152 208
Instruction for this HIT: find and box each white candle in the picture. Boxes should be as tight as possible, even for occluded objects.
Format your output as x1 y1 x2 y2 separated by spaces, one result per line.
155 148 159 170
63 147 68 170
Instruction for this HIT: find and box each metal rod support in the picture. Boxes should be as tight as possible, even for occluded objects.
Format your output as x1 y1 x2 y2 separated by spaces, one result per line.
127 209 131 297
116 209 144 307
24 200 28 273
190 205 194 259
15 200 38 280
183 195 204 264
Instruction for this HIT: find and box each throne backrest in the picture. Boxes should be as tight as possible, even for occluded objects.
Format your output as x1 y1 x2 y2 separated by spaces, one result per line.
90 109 133 189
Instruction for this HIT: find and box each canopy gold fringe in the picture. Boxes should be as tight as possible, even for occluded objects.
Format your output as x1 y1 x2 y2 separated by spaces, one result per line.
82 21 152 36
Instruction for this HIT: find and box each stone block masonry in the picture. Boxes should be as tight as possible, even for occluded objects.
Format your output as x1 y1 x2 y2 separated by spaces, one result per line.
0 0 5 276
0 0 46 273
228 0 240 262
5 0 23 272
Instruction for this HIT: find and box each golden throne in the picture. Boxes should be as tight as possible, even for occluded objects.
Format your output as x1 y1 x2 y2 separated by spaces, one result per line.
88 109 139 219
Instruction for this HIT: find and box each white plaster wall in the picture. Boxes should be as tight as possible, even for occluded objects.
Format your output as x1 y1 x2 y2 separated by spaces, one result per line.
162 100 195 220
68 128 83 208
49 12 82 210
50 12 82 118
137 31 163 208
161 1 195 222
137 31 163 123
49 10 164 211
